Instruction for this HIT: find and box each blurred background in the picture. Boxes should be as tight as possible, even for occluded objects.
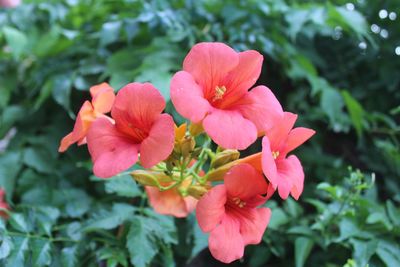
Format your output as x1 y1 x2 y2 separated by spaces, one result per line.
0 0 399 266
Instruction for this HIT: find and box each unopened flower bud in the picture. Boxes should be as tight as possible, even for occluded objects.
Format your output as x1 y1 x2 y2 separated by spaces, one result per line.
210 149 240 169
189 122 204 136
187 185 209 199
131 170 161 187
180 136 196 157
206 162 235 181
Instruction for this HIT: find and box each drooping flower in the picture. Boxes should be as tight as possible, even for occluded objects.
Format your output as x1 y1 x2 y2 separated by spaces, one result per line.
262 112 315 200
86 82 175 178
0 188 10 219
58 83 115 152
171 42 283 150
146 178 198 218
196 163 271 263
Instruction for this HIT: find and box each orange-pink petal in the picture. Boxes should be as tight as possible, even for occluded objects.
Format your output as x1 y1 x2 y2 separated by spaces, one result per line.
111 82 166 138
87 118 139 178
183 42 239 99
203 109 257 150
283 127 316 155
224 163 268 201
196 185 227 232
140 114 175 168
90 83 115 114
145 186 196 218
170 71 211 123
208 214 244 264
237 85 284 132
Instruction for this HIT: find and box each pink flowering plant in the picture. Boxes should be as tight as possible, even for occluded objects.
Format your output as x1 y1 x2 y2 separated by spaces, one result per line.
60 42 315 263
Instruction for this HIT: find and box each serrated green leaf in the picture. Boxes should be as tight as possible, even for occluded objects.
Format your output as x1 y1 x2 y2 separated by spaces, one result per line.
6 236 29 267
376 240 400 266
0 151 21 201
84 203 135 231
105 174 141 197
32 239 51 267
9 213 29 233
126 217 159 267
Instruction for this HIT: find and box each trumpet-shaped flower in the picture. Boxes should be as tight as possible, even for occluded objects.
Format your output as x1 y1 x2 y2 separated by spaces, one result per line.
196 163 271 263
86 82 175 178
262 112 315 199
146 178 198 218
58 83 115 152
171 42 283 150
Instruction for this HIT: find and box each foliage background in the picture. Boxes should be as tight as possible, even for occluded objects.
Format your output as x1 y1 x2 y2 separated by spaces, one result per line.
0 0 399 266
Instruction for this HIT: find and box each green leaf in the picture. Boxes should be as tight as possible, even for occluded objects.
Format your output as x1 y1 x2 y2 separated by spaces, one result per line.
61 246 78 267
98 247 128 267
23 147 54 174
386 201 400 226
9 213 29 233
0 151 21 201
32 239 51 267
349 238 378 267
126 217 159 267
268 208 289 229
100 21 122 46
84 203 135 231
295 237 314 267
0 235 12 260
2 26 28 59
376 240 400 267
6 236 29 267
51 74 73 115
105 174 141 197
366 211 393 231
54 189 92 218
342 90 364 138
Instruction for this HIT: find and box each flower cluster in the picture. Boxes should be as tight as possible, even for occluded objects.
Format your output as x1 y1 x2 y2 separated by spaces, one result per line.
59 42 315 263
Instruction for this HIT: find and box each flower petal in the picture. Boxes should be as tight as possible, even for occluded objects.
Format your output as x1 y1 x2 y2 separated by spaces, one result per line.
203 109 257 150
146 186 195 218
58 101 95 152
87 118 139 178
209 214 244 264
196 185 227 232
170 71 212 123
261 136 278 188
183 42 239 99
236 207 271 245
224 163 268 201
111 82 166 139
140 114 175 168
267 112 297 151
237 86 283 133
275 155 304 200
282 127 315 155
90 82 115 114
221 50 263 105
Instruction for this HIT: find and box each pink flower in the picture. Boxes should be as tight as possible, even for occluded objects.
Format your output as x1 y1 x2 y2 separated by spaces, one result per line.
146 178 198 218
262 112 315 200
171 42 283 150
86 82 175 178
59 83 115 152
196 163 271 263
0 188 10 219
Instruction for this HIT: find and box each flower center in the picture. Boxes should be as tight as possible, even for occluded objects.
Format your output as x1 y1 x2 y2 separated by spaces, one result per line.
272 151 280 159
231 197 246 208
212 85 227 102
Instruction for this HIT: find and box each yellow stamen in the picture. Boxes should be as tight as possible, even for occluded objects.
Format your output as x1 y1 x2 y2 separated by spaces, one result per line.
213 85 227 101
232 197 246 208
272 151 280 159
